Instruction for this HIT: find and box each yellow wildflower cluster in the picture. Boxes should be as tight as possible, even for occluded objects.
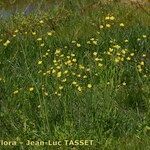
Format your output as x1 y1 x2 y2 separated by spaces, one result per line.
87 38 98 45
35 47 97 96
106 43 136 63
105 15 115 21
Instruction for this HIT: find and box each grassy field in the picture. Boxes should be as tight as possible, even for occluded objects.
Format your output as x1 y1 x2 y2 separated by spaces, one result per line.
0 0 150 150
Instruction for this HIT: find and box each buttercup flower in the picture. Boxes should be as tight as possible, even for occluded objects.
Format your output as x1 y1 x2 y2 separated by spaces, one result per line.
29 87 34 92
87 84 92 88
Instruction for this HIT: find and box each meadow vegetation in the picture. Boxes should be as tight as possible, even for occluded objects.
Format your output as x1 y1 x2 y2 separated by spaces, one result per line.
0 0 150 150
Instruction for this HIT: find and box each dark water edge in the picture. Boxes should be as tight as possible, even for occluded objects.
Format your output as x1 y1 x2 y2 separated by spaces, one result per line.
0 1 58 19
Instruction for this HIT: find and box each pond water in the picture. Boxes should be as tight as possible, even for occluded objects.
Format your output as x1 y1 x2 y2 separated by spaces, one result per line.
0 1 58 19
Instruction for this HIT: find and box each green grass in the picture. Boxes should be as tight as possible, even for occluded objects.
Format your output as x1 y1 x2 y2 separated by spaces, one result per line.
0 1 150 150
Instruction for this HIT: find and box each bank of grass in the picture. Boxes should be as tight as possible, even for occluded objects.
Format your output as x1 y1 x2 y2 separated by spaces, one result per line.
0 1 150 150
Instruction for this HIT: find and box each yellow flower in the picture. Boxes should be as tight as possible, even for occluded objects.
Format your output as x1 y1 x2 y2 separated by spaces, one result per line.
77 43 81 47
32 32 36 35
54 91 58 95
124 39 128 42
29 87 34 92
38 105 41 108
53 60 57 63
38 70 42 74
71 40 76 43
137 65 141 69
60 54 64 58
83 75 87 78
90 38 95 41
105 16 110 20
109 48 113 52
137 38 141 41
38 61 42 65
109 16 115 20
116 53 121 56
56 66 61 69
77 86 82 92
40 43 44 47
100 25 104 29
142 35 147 38
107 51 111 55
43 72 46 76
72 81 77 85
14 29 19 33
115 58 120 63
39 20 44 24
66 60 72 65
46 70 51 74
44 92 48 96
72 58 77 62
121 50 126 54
71 53 75 57
87 84 92 88
37 38 42 41
57 72 62 78
57 93 61 96
54 92 61 96
93 41 98 45
98 63 103 67
120 23 125 27
55 49 61 54
77 74 81 77
59 86 63 90
64 70 68 74
62 78 67 82
93 52 98 56
52 69 56 74
45 52 49 56
130 53 134 56
126 57 131 60
95 58 100 61
13 90 19 95
72 72 76 76
79 65 85 69
122 82 126 86
3 40 10 46
138 68 142 72
113 45 121 49
47 32 52 36
121 57 124 61
142 54 146 57
87 41 91 44
107 82 110 85
140 61 144 65
106 24 111 28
